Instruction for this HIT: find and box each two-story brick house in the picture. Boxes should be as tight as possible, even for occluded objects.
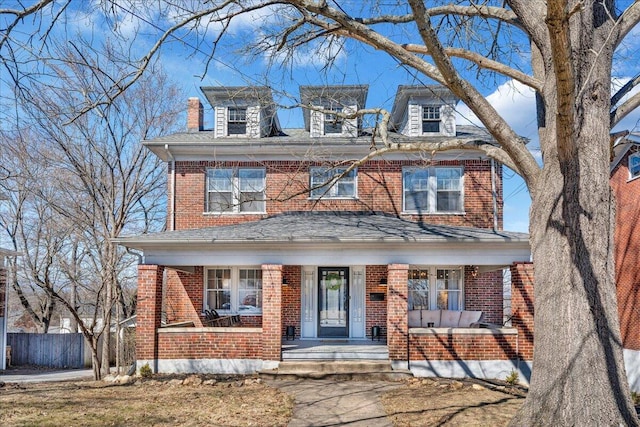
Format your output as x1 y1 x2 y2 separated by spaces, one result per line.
115 85 534 380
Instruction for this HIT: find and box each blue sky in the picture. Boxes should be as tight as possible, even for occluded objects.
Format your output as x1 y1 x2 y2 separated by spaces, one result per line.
4 1 640 233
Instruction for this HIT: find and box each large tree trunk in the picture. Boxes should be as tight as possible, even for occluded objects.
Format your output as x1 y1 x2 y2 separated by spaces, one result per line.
511 43 639 427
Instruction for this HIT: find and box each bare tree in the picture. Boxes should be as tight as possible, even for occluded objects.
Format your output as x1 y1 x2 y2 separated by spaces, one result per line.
3 0 640 423
1 51 181 378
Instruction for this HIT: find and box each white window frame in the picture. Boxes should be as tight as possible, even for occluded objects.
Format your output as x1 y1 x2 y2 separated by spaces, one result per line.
310 167 358 199
407 266 464 311
403 166 464 213
324 106 344 135
227 107 247 135
629 151 640 180
204 267 263 315
422 105 441 134
206 167 266 213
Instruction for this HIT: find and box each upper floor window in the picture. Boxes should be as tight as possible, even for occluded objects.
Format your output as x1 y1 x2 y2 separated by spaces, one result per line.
310 167 357 199
324 107 343 134
630 152 640 179
422 105 441 133
228 107 247 135
206 168 265 213
403 167 463 213
205 267 262 314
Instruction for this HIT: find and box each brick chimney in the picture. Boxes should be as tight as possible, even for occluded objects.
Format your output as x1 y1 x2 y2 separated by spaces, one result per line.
187 97 203 132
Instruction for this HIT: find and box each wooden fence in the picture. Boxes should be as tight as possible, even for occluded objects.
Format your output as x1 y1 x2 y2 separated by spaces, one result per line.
7 333 85 369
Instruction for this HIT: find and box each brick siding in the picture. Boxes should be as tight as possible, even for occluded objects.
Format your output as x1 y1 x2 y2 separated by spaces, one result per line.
510 262 534 360
170 159 501 230
281 266 301 339
409 331 518 360
611 154 640 350
157 330 262 359
136 265 164 360
366 265 388 339
387 264 409 360
464 267 504 324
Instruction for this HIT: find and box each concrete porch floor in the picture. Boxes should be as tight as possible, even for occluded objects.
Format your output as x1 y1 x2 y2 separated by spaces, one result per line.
282 339 389 360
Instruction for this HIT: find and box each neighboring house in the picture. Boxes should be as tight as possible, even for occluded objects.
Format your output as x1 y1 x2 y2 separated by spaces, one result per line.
0 248 18 370
610 132 640 391
115 85 535 381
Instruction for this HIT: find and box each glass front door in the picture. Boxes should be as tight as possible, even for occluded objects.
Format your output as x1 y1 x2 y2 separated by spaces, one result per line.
318 267 349 337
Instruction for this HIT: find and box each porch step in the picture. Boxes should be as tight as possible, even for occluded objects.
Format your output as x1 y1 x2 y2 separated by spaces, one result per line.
260 360 413 381
282 341 389 360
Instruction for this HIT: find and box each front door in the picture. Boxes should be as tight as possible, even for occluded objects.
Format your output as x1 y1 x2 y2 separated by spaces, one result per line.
318 267 349 337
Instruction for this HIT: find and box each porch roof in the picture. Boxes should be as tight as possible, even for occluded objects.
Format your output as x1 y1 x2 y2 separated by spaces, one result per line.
115 211 528 248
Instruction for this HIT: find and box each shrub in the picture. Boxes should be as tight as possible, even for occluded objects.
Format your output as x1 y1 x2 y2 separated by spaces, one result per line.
139 363 153 378
505 370 519 385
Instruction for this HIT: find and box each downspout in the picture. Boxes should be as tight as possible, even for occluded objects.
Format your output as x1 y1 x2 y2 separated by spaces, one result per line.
165 144 176 231
491 158 498 231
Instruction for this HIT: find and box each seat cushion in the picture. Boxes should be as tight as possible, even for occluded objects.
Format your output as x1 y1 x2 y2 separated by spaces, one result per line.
440 310 462 327
458 310 484 327
408 310 422 328
421 310 441 327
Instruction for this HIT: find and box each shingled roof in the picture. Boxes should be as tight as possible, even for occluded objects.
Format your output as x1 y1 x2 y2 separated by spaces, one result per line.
114 211 528 249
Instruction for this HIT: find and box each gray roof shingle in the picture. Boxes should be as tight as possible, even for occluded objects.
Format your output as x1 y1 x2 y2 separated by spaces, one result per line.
114 211 528 247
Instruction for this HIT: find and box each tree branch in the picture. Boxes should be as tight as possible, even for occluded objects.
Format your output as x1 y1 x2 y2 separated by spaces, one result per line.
611 90 640 128
407 0 539 185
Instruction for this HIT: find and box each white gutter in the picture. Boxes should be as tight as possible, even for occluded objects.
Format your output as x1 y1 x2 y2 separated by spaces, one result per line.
165 144 176 231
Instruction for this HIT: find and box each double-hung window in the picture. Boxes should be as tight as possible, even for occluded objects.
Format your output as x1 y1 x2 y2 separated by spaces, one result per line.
422 105 441 133
205 267 262 314
228 107 247 135
206 168 265 213
310 167 357 199
630 152 640 179
324 107 343 134
436 268 462 310
408 267 463 311
403 167 463 213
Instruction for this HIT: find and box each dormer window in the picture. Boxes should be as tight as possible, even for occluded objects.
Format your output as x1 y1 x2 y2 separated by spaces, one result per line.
201 86 281 139
422 106 441 133
630 152 640 179
228 107 247 135
391 86 459 138
324 107 343 134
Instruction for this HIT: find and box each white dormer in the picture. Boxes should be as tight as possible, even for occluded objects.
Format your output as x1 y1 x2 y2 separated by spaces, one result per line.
300 85 368 138
200 86 281 138
391 85 459 137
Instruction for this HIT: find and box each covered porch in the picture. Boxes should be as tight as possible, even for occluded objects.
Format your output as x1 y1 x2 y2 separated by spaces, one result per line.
115 212 532 379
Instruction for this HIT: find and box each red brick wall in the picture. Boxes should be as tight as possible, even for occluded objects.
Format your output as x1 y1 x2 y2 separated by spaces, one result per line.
409 332 518 360
464 267 504 324
170 160 501 230
137 265 164 361
281 266 301 339
510 262 534 360
611 154 640 350
261 264 282 361
366 265 388 339
165 268 204 326
157 330 262 359
387 264 409 360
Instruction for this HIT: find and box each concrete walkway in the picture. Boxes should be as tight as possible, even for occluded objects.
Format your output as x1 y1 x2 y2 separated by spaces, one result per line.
0 368 94 383
267 378 400 427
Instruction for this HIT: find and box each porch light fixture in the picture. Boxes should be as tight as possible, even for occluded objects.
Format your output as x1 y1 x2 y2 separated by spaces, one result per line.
379 277 388 285
471 265 479 278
